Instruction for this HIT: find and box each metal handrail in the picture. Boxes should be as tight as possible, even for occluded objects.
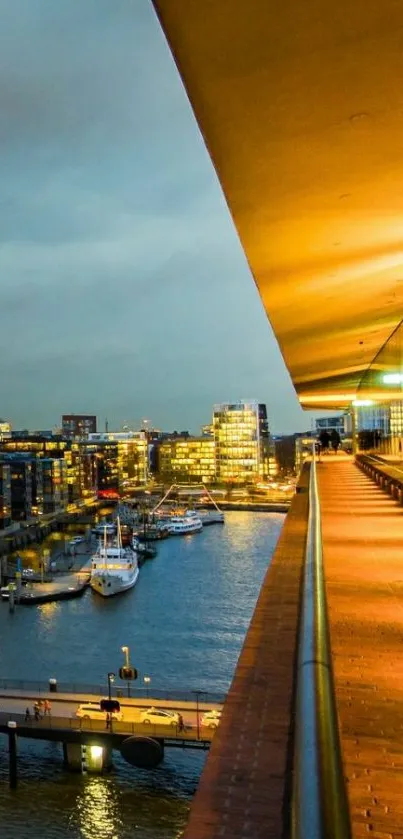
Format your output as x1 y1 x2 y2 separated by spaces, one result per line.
292 453 351 839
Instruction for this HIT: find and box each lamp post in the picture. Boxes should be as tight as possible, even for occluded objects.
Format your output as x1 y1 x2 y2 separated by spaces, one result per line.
191 690 206 741
121 646 131 696
143 675 151 699
107 672 115 732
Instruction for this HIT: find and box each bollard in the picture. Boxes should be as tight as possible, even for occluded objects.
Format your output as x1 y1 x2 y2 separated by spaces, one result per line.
15 572 22 604
8 721 17 788
49 678 57 693
9 586 15 613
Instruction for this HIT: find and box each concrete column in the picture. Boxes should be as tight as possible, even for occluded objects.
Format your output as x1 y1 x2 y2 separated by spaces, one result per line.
63 742 112 773
63 743 83 772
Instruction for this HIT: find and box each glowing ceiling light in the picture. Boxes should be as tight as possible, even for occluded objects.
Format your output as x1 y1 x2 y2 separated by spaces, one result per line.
383 373 403 384
352 399 374 407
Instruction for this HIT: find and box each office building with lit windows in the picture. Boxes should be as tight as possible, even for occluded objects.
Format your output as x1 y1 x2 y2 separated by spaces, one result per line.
62 414 97 439
0 462 11 529
36 458 68 514
157 436 216 483
0 453 34 521
213 401 270 483
87 431 147 496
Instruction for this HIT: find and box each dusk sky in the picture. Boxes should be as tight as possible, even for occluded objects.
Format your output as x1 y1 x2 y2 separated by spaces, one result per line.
1 0 323 434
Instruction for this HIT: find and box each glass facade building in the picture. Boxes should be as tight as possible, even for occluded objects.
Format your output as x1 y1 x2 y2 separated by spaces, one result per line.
36 458 68 514
0 454 34 521
213 401 270 483
0 462 11 529
158 437 216 483
86 432 147 497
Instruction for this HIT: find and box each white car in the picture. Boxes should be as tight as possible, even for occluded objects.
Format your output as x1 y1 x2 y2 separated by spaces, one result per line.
201 709 222 729
140 707 181 727
75 702 123 722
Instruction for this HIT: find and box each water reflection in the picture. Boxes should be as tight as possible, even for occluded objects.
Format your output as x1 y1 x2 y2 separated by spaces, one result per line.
38 601 60 627
74 778 122 839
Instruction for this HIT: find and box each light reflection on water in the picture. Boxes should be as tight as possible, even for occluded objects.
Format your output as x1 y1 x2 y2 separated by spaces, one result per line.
73 778 122 839
0 512 284 838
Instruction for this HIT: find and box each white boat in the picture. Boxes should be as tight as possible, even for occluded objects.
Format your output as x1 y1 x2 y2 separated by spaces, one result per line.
91 521 116 536
90 519 139 597
69 536 85 546
198 510 225 525
164 510 203 535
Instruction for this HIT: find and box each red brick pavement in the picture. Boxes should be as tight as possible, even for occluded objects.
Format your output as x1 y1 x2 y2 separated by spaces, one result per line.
183 470 310 839
318 458 403 839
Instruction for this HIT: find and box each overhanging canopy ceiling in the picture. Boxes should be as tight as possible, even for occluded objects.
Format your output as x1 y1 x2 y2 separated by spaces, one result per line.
152 0 403 409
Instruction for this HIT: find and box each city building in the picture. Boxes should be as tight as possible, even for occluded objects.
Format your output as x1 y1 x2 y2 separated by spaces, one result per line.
295 434 314 472
213 401 270 483
84 440 119 499
1 453 34 521
0 419 12 440
0 435 69 458
157 436 216 483
62 414 97 439
273 435 300 475
64 443 97 508
36 458 68 515
0 462 11 529
314 414 349 437
87 431 147 494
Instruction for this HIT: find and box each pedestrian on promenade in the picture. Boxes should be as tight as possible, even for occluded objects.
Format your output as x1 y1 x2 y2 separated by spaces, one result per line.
25 707 31 722
44 700 51 716
34 702 41 721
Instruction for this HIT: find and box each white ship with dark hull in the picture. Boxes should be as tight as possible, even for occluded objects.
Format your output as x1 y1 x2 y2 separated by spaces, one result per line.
90 519 139 597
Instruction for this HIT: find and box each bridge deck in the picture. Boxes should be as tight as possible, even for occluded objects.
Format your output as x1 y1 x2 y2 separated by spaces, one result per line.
319 458 403 838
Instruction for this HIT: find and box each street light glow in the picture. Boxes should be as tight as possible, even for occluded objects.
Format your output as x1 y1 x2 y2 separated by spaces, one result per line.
352 399 374 407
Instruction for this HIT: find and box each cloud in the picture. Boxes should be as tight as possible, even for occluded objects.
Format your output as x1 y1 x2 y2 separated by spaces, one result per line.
0 0 308 434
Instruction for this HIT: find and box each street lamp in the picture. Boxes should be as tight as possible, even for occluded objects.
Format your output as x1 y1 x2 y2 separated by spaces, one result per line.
121 646 132 697
143 675 151 698
191 690 206 741
107 672 115 732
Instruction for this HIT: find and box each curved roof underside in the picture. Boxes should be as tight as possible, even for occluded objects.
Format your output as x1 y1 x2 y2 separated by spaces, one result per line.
152 0 403 409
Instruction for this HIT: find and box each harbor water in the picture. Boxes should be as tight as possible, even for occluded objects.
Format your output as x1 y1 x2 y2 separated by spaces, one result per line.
0 511 284 839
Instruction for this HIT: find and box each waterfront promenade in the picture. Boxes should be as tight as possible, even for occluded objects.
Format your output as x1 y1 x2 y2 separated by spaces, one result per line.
319 459 403 837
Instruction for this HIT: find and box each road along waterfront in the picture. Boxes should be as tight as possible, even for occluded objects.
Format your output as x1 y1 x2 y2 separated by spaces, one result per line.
0 511 284 839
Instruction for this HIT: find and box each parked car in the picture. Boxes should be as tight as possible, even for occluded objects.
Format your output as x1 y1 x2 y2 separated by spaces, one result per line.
201 709 222 729
75 702 123 722
140 707 181 727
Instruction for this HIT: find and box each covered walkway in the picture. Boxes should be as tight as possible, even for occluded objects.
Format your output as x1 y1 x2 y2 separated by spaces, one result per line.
319 458 403 838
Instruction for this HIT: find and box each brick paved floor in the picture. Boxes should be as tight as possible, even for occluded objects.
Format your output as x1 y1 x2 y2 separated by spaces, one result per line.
183 470 310 839
319 459 403 839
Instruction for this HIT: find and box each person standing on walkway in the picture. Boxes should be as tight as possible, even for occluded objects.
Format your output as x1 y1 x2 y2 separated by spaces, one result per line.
34 702 41 721
44 700 51 716
25 707 31 722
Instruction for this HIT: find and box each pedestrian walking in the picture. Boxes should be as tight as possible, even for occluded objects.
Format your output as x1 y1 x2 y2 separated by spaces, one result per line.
44 699 51 716
25 707 31 722
34 702 41 721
